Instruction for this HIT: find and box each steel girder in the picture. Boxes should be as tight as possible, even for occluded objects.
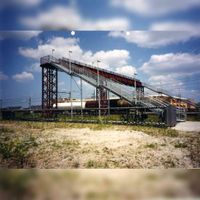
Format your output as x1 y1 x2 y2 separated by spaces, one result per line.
42 65 58 111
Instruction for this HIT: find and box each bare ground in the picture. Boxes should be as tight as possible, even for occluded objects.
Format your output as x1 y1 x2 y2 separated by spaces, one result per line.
173 121 200 132
0 121 199 168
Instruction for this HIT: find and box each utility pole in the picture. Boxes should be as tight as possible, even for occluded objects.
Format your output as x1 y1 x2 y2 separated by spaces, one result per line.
97 60 101 119
80 78 83 119
69 50 73 119
108 91 110 116
28 97 32 109
134 72 137 105
178 87 182 120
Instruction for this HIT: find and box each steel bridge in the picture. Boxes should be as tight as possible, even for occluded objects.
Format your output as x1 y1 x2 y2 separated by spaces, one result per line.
40 55 185 126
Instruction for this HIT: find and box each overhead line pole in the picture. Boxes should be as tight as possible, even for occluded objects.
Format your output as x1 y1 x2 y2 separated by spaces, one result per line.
69 50 73 120
97 60 101 120
134 72 137 105
80 78 83 119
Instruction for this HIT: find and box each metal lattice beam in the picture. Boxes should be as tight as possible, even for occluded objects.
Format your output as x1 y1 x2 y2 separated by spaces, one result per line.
42 65 58 111
96 86 108 115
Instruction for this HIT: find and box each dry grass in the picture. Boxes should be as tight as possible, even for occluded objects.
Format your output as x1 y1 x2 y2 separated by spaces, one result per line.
0 120 199 168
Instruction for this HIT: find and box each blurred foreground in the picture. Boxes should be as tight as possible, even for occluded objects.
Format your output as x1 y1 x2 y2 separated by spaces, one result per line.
0 169 200 200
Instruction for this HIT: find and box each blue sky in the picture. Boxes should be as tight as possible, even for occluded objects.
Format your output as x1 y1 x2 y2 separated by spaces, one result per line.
0 30 200 107
1 0 200 30
0 1 200 107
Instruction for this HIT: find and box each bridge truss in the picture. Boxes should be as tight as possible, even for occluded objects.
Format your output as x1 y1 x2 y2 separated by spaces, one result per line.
40 55 185 126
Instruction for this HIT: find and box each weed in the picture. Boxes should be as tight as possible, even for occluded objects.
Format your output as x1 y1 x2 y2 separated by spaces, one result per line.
128 126 179 137
144 143 158 149
0 126 14 133
164 159 176 168
0 121 179 138
62 140 79 147
0 135 38 167
174 142 187 148
71 160 80 168
86 160 108 168
102 147 112 154
51 142 62 149
90 123 112 131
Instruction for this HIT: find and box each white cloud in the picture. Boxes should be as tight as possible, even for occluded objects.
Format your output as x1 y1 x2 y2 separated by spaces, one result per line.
0 31 42 40
20 6 130 30
147 75 199 98
150 21 200 32
19 36 133 72
148 75 184 89
19 36 137 96
0 71 8 80
92 50 130 69
12 71 34 82
116 65 137 76
140 53 200 97
110 0 200 17
109 30 200 48
19 37 83 60
140 53 200 76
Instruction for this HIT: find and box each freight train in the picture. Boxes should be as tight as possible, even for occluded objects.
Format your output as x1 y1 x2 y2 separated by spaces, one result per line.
54 98 131 110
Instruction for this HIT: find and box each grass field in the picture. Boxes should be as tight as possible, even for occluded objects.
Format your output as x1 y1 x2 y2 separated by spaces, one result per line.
0 120 199 168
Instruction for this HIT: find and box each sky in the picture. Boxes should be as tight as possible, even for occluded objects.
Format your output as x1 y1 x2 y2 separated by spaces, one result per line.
1 0 200 30
0 30 200 107
0 0 200 107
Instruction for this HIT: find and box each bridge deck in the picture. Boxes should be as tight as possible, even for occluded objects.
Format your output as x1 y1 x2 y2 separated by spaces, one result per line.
41 55 143 87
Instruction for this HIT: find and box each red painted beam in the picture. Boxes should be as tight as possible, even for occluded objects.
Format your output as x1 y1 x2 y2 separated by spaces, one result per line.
80 65 142 87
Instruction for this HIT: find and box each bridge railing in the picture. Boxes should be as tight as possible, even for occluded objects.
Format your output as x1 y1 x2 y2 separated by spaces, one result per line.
142 82 173 97
57 58 136 103
41 55 173 99
61 57 141 85
43 55 171 110
55 57 170 109
40 55 59 65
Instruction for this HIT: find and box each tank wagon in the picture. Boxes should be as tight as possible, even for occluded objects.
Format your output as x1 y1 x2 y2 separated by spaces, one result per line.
54 98 131 109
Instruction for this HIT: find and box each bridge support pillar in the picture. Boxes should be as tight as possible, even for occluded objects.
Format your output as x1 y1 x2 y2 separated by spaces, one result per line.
41 65 58 115
96 87 108 116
